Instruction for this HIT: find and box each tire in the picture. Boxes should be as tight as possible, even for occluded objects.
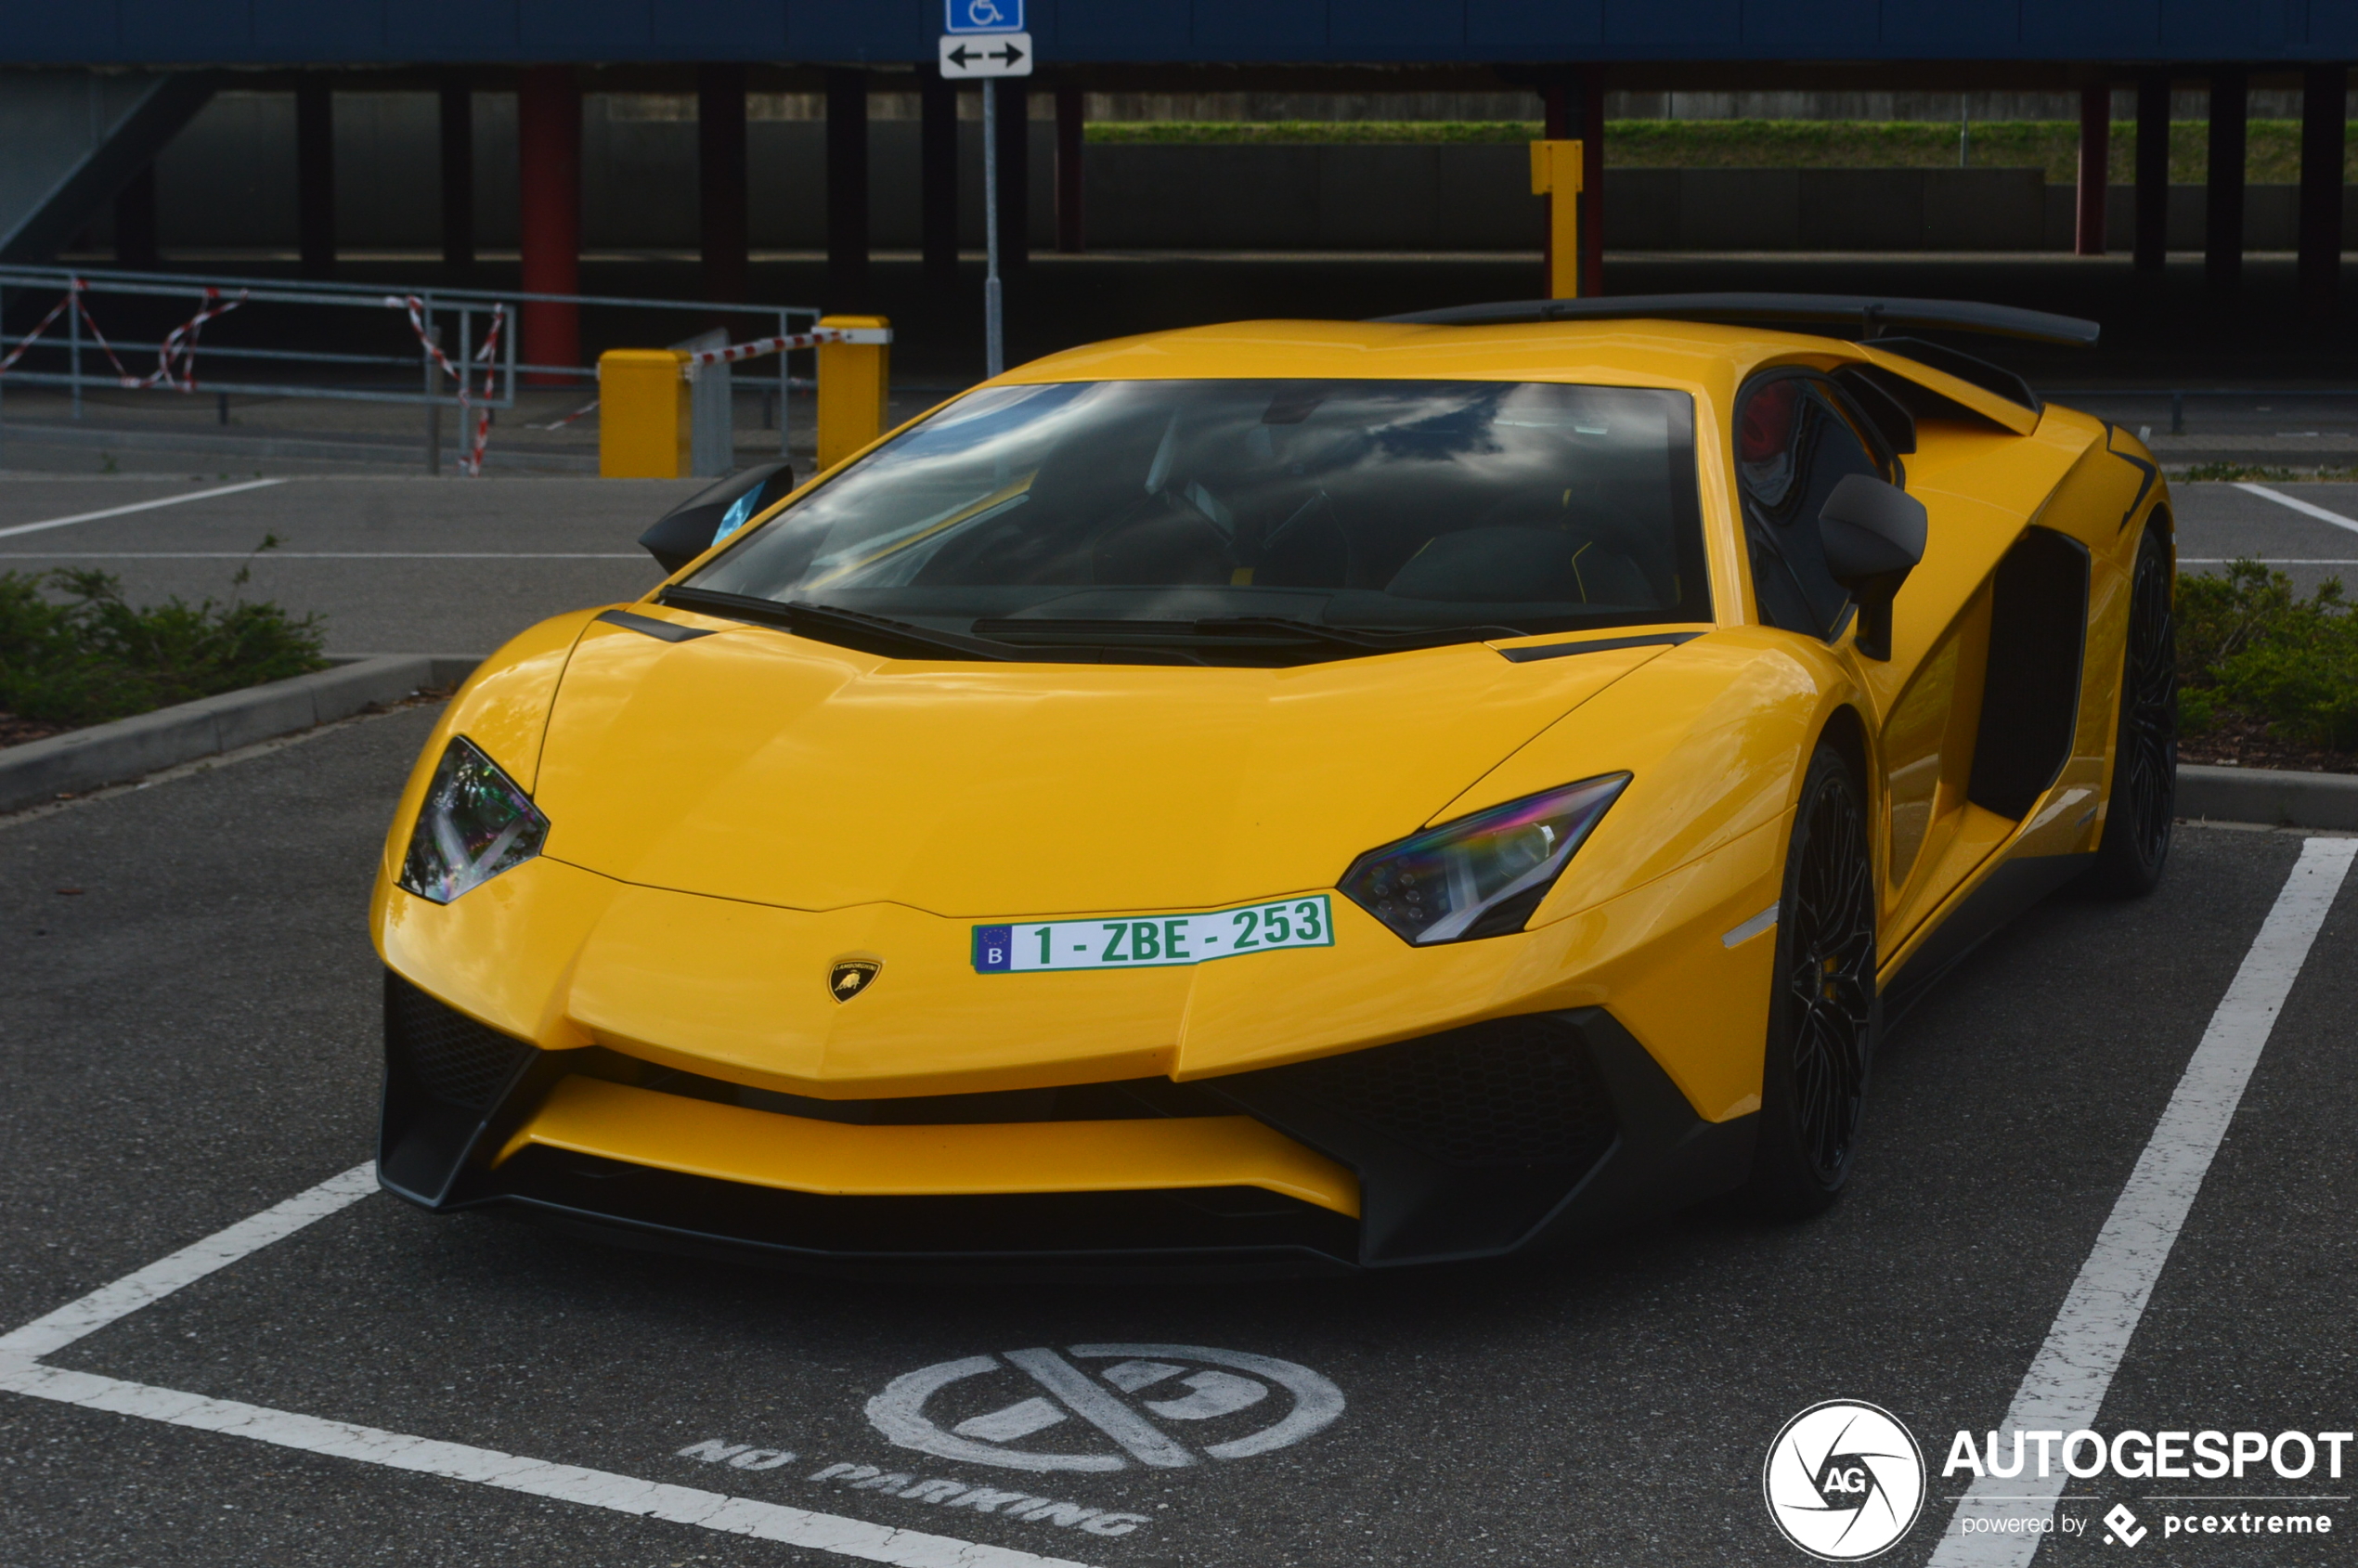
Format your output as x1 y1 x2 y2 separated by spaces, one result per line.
2086 526 2178 899
1743 744 1878 1219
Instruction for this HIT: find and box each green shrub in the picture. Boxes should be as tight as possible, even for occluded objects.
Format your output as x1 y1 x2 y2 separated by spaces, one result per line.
2177 560 2358 750
0 567 327 727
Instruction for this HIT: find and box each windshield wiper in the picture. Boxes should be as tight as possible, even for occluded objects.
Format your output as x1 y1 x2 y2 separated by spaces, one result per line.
1191 616 1526 651
971 616 1526 653
659 586 1017 662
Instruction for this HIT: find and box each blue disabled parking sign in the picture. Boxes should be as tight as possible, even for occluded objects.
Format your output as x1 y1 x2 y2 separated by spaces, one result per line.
945 0 1021 32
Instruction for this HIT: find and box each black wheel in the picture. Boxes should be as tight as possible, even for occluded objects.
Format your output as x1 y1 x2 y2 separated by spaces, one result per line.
2086 527 2177 898
1744 745 1877 1218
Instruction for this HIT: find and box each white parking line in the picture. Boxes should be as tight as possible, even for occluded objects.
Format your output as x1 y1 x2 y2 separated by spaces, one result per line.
0 1164 378 1358
0 1357 1094 1568
0 478 284 539
0 1161 1102 1568
1928 836 2358 1565
2234 482 2358 536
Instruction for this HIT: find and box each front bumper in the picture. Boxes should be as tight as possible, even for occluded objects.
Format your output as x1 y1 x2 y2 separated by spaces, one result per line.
379 970 1754 1276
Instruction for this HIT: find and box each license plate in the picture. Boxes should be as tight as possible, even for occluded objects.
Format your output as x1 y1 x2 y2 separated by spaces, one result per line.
972 895 1335 973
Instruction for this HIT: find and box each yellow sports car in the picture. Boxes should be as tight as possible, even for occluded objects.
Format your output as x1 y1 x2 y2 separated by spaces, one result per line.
371 294 2175 1273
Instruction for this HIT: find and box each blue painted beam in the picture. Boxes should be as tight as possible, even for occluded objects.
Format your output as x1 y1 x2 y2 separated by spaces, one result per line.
1 1 2349 65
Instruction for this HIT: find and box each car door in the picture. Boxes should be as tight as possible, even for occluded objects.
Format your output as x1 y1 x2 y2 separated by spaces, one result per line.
1733 369 1985 936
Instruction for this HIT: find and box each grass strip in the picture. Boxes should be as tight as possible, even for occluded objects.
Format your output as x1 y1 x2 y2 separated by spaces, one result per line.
1085 119 2343 183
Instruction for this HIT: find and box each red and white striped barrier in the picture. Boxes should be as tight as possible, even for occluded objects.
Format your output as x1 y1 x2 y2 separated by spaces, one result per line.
0 277 245 391
386 296 506 476
679 323 890 377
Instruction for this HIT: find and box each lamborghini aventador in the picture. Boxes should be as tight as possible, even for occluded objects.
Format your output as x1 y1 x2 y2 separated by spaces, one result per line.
370 293 2176 1273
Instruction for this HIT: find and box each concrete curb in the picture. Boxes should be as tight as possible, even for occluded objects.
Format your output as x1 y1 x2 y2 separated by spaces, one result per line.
2179 762 2358 832
0 654 480 814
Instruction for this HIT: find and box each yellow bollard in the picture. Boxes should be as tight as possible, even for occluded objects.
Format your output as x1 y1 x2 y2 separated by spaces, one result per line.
1529 139 1585 300
598 349 692 477
816 314 891 472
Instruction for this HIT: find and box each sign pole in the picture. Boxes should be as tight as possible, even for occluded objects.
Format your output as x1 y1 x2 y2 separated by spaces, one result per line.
983 76 1003 377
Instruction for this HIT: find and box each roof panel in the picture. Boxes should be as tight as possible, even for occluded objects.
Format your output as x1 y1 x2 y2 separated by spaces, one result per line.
1880 0 2019 52
1743 0 1879 50
1603 0 1742 50
1465 0 1603 48
117 0 251 59
786 0 927 59
519 0 653 55
16 0 2357 64
650 0 786 56
253 0 385 54
385 0 521 56
1053 1 1191 55
1332 0 1467 49
1196 0 1328 53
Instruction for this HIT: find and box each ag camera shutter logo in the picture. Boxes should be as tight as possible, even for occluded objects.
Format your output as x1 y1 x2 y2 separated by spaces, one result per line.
1763 1400 1926 1560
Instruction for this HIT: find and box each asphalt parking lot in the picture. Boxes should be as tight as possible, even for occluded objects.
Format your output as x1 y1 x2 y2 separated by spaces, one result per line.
4 472 2357 1567
0 473 2352 668
0 476 694 655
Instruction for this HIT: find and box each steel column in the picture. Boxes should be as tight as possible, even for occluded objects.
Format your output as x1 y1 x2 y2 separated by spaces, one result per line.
1578 66 1605 297
996 80 1030 272
826 70 870 310
2134 71 2170 271
919 63 959 286
1056 86 1085 253
517 66 582 378
295 79 334 279
700 63 749 307
2300 63 2347 315
114 163 158 269
2076 84 2109 255
439 81 474 272
2206 66 2248 292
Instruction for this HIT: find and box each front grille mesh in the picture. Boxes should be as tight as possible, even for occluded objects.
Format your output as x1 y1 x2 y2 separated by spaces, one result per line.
385 972 535 1111
1268 1015 1615 1167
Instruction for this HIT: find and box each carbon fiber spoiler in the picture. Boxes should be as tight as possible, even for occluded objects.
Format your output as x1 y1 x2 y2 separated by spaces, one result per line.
1371 293 2100 348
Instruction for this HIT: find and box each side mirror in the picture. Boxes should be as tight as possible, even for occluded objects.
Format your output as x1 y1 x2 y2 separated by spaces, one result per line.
638 460 797 576
1818 473 1926 661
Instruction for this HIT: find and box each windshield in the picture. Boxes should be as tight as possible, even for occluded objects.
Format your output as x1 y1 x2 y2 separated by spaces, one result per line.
682 378 1710 664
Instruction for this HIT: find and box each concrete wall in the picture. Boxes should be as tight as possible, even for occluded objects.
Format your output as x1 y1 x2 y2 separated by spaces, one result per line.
129 92 2350 257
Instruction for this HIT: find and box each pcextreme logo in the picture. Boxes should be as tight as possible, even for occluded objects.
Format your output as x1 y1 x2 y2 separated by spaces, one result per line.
1763 1400 1927 1561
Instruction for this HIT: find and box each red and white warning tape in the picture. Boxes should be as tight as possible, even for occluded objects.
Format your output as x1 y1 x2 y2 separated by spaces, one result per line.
527 396 600 431
678 323 890 376
0 278 245 391
386 296 506 476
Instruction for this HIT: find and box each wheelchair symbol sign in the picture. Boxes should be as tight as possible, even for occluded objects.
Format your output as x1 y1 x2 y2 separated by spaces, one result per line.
945 0 1023 32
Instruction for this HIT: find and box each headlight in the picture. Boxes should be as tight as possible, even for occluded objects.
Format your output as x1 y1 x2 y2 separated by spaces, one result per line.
397 737 550 904
1340 773 1629 945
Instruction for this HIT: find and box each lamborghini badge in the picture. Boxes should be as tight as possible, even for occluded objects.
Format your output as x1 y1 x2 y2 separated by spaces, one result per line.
829 959 881 1002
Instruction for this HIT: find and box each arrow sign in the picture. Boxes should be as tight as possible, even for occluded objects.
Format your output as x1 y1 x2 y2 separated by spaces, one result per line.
938 30 1032 77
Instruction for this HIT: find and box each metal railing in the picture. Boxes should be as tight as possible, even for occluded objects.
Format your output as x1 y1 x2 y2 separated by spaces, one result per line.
2043 388 2358 436
0 265 822 473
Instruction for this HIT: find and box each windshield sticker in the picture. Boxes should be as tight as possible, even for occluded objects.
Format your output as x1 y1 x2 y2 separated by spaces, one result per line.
973 896 1334 973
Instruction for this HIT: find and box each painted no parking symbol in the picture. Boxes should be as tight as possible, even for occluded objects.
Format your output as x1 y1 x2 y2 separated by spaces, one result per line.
868 1343 1343 1471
